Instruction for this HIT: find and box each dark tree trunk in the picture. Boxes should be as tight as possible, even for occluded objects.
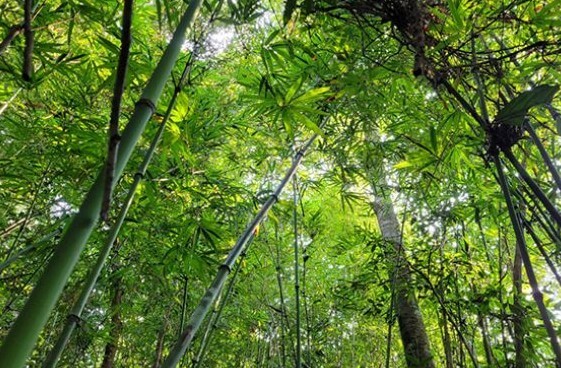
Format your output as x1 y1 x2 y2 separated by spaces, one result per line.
101 273 123 368
152 320 167 368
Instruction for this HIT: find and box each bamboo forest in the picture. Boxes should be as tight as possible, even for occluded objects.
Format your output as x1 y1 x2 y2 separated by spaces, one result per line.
2 0 561 367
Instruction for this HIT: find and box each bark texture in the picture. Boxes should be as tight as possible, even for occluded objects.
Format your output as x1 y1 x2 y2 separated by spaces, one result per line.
372 191 435 368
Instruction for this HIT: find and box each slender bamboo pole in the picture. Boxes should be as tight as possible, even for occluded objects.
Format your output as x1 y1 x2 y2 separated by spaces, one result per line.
101 0 134 222
0 87 23 117
272 229 289 368
523 218 561 287
525 121 561 192
292 170 302 368
161 135 318 368
504 148 561 227
178 276 189 337
512 185 561 247
493 155 561 366
42 44 200 368
192 250 247 368
301 241 312 367
0 228 62 274
4 160 52 261
22 0 34 81
0 1 203 365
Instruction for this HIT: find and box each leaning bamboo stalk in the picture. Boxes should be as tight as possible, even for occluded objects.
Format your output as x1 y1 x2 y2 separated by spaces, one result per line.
525 121 561 192
101 0 134 222
42 44 201 368
504 148 561 227
523 217 561 287
493 155 561 365
0 87 23 117
4 161 52 260
0 1 203 365
161 135 318 368
192 249 248 368
0 228 62 274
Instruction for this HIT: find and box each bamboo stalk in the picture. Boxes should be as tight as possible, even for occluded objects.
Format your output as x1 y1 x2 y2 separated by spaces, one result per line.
101 0 134 222
0 1 203 365
292 171 302 368
523 217 561 287
0 87 23 117
42 42 201 367
192 250 247 368
493 155 561 366
272 230 289 368
504 148 561 227
0 1 41 56
22 0 34 81
525 121 561 192
161 135 318 368
302 240 312 367
0 228 62 274
4 161 52 261
178 276 189 337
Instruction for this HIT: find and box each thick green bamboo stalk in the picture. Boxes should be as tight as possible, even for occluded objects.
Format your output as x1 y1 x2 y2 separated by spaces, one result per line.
43 110 167 368
0 1 202 366
43 43 201 367
493 155 561 366
161 135 318 368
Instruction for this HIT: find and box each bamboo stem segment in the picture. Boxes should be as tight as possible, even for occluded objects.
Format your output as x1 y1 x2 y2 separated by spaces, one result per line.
101 0 134 222
42 39 202 368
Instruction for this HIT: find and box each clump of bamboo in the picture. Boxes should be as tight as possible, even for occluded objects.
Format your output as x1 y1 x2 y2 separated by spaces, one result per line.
0 0 203 366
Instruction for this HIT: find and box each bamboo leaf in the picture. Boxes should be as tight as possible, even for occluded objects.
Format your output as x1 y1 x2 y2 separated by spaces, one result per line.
292 86 330 104
297 112 324 136
494 85 559 126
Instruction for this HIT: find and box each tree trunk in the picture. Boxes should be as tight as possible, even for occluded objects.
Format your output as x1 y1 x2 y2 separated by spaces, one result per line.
101 273 123 368
440 308 454 368
152 319 167 368
371 186 435 368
